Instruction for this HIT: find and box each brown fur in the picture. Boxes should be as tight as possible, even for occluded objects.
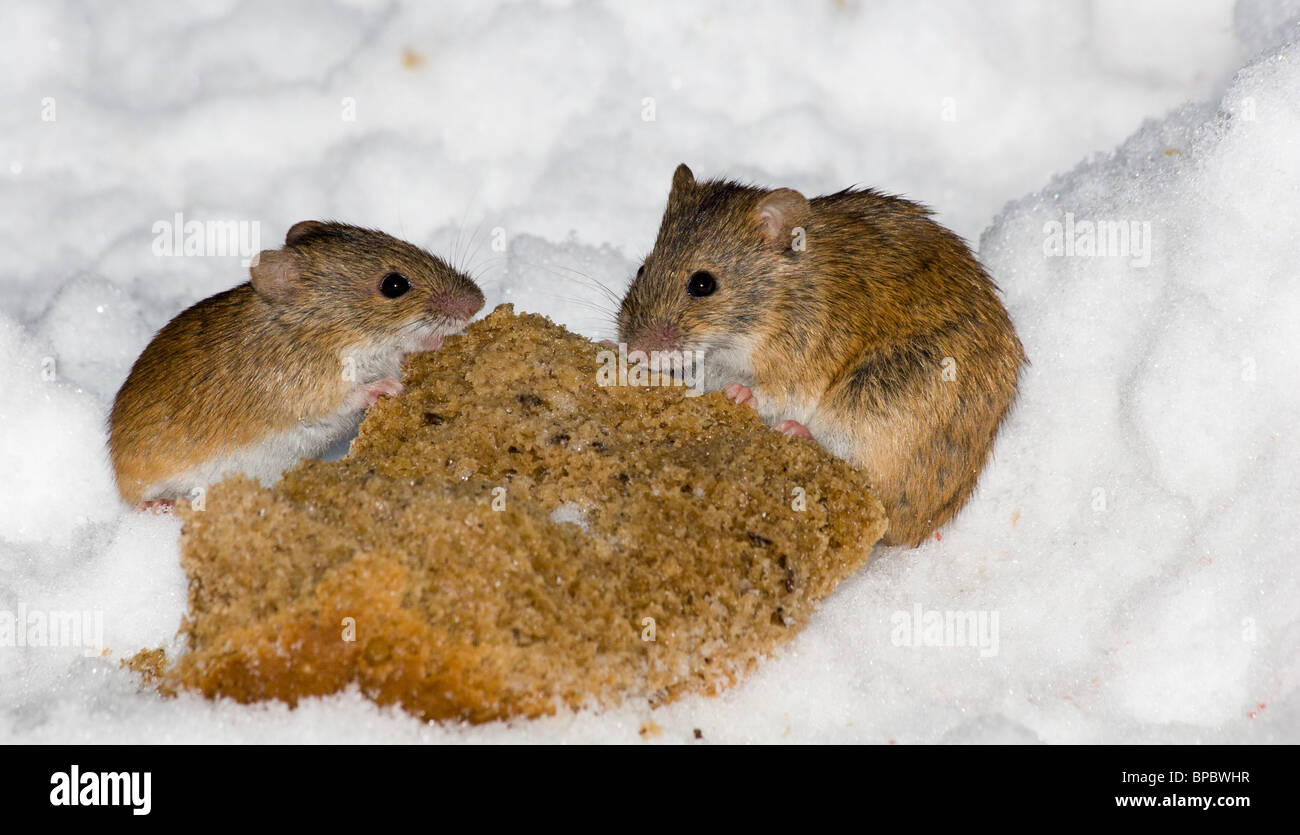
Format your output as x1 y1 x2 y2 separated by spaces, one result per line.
109 222 483 505
618 165 1026 546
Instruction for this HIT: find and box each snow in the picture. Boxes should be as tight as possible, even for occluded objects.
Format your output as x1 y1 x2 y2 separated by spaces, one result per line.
1 0 1297 743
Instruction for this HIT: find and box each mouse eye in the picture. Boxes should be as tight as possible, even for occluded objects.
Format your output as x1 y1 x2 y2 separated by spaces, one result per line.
636 263 645 279
380 272 411 299
687 270 717 298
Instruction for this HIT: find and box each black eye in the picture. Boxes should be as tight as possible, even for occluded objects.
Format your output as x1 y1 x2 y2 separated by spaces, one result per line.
636 263 645 279
687 270 717 297
380 272 410 298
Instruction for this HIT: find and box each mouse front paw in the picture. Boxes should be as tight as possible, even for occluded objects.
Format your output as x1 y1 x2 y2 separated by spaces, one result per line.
723 382 759 410
362 378 404 407
137 498 175 514
774 419 814 440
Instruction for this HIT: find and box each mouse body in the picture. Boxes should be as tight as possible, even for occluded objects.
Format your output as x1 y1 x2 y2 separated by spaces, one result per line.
617 165 1026 546
109 220 484 507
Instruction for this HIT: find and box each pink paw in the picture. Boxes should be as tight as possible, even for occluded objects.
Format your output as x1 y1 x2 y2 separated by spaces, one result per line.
723 382 758 410
774 419 813 440
362 378 404 407
138 498 175 514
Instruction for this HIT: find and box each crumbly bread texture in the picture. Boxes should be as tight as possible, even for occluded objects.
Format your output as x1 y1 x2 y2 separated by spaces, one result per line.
151 305 886 722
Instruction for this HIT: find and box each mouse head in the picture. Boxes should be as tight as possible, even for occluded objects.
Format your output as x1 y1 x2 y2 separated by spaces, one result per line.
617 165 809 369
249 221 484 352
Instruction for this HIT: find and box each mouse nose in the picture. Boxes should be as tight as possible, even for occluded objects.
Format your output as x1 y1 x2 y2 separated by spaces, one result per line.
630 322 681 354
429 288 484 321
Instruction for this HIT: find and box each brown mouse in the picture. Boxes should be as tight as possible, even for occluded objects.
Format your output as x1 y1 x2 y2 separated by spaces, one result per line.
109 220 485 508
617 164 1026 546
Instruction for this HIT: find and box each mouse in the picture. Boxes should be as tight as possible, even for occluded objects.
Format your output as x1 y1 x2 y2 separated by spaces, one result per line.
108 220 485 509
616 164 1026 546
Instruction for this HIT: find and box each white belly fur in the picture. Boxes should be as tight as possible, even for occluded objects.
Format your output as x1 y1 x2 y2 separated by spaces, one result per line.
702 338 858 465
140 324 459 503
144 406 365 502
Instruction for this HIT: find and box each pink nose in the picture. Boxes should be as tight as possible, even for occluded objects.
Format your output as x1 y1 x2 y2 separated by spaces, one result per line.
430 291 484 321
631 323 680 353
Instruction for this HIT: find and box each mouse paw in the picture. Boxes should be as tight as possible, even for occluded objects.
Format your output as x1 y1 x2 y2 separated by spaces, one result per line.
138 498 175 514
723 382 759 410
362 378 404 407
774 419 814 440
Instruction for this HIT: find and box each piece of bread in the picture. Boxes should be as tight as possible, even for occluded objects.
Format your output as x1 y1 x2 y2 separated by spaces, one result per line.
149 305 886 722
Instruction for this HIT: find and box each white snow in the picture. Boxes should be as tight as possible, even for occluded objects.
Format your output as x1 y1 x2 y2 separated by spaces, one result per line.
1 0 1297 743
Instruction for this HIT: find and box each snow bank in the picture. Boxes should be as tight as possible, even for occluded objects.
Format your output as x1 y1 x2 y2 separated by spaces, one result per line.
971 34 1300 737
1 0 1296 743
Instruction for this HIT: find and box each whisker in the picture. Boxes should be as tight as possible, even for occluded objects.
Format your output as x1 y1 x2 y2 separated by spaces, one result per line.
539 262 626 307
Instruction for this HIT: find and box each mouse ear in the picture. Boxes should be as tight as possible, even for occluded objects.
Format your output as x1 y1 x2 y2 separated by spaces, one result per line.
756 188 810 250
670 164 696 199
285 220 331 247
249 249 301 303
